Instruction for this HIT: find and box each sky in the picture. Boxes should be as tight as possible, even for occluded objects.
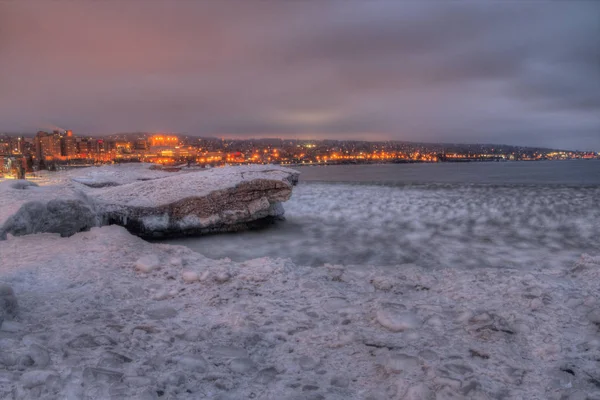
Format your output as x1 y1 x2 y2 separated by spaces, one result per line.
0 1 598 150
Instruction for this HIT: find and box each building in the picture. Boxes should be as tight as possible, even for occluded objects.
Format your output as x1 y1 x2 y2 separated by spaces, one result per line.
77 138 92 156
134 139 148 151
60 130 78 158
35 131 62 160
34 131 45 160
149 135 179 147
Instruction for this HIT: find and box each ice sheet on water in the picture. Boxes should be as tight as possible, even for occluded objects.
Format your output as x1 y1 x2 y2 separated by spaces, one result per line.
167 182 600 270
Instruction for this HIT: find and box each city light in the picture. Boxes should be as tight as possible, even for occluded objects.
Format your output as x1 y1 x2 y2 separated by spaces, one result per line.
1 131 598 178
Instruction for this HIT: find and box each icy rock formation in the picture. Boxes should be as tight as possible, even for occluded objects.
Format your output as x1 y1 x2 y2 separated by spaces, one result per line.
95 165 299 238
0 180 98 240
0 283 18 321
1 199 97 239
0 164 299 239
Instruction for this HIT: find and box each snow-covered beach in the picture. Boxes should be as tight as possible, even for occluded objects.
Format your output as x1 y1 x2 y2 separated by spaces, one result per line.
1 164 600 399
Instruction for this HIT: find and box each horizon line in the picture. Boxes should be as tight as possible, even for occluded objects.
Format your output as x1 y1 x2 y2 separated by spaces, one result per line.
0 130 596 153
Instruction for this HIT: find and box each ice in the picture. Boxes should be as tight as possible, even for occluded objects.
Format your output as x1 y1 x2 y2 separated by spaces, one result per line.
135 254 161 273
376 304 420 332
27 344 50 368
0 283 18 319
208 346 248 360
176 355 209 372
0 164 299 239
298 355 320 371
587 308 600 324
181 270 200 282
228 357 256 374
1 199 98 239
168 182 600 270
330 375 350 388
385 354 419 374
146 306 178 320
19 369 59 389
0 175 599 398
82 367 123 384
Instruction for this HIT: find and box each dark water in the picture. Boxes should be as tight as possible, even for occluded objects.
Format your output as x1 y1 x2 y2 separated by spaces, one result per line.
166 161 600 269
297 160 600 185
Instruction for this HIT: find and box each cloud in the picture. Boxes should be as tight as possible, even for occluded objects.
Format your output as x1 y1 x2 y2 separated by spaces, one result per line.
0 1 598 150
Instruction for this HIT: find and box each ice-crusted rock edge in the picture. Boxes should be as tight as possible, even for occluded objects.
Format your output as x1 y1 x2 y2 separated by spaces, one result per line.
0 164 299 239
0 226 599 400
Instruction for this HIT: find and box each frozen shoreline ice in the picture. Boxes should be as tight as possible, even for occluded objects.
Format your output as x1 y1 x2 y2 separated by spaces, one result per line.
1 225 599 399
167 181 600 270
1 165 599 399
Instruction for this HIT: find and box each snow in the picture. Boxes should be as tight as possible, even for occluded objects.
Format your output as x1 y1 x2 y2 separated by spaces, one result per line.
69 163 182 187
1 225 599 399
94 165 298 208
168 182 600 269
375 305 420 332
1 165 599 399
0 164 299 239
135 255 161 273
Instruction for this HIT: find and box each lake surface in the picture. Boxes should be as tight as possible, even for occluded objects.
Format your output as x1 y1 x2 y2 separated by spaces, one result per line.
165 160 600 269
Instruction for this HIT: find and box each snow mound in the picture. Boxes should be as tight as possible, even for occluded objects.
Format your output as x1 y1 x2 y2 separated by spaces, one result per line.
1 199 98 240
0 180 99 240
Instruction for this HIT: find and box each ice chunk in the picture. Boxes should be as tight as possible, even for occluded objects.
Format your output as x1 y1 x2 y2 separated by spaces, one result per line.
298 355 320 371
0 284 18 319
587 308 600 325
135 255 161 273
20 369 59 389
376 304 420 332
146 306 178 320
331 375 350 388
386 354 419 374
176 355 208 372
28 344 50 368
229 357 257 374
83 367 123 385
208 346 248 360
321 297 349 313
182 270 200 282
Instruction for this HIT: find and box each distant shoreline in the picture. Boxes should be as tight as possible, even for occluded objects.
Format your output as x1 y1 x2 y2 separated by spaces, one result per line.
285 158 598 168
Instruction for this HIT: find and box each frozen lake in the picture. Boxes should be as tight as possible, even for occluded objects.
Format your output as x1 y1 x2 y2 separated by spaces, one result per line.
164 161 600 269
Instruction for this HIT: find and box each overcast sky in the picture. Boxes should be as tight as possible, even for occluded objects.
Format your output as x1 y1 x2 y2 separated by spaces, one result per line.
1 1 598 150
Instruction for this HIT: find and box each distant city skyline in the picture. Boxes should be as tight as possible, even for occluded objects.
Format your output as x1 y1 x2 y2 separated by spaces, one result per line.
0 129 597 153
1 2 598 151
2 130 597 156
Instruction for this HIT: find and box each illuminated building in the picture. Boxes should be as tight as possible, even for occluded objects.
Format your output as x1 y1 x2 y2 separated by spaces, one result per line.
134 139 148 151
60 130 78 158
35 131 62 160
149 135 179 147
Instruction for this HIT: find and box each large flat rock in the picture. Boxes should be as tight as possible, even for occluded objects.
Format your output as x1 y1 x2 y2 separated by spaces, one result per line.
0 165 299 239
96 166 299 237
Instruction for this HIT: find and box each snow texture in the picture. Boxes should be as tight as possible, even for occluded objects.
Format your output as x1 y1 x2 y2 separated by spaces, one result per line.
1 226 599 399
170 182 600 270
0 164 299 239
